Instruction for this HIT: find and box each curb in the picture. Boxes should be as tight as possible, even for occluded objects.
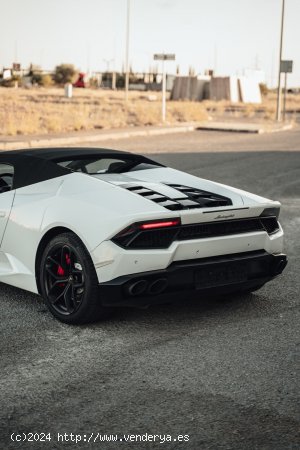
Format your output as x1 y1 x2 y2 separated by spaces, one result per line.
197 125 262 134
196 123 294 134
262 123 294 134
0 125 195 151
0 122 294 151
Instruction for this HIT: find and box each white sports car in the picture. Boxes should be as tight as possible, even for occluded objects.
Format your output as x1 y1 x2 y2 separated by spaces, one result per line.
0 148 287 324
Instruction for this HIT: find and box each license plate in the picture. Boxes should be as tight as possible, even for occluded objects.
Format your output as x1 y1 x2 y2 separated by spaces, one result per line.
195 264 247 289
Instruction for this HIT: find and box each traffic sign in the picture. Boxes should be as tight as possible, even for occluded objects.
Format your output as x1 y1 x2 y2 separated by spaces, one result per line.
280 60 293 73
154 54 175 61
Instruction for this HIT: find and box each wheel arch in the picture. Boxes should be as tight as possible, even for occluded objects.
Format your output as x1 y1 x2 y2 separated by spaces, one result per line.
35 226 75 294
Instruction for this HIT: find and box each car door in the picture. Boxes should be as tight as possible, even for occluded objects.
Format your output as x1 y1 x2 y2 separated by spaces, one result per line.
0 163 15 245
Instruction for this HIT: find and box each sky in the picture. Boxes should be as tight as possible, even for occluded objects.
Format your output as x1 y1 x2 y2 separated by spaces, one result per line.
0 0 299 87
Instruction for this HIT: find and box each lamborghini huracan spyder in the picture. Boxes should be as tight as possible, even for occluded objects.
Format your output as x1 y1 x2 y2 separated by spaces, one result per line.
0 148 287 323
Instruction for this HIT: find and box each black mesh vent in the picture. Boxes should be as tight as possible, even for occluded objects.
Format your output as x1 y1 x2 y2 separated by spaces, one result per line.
165 184 232 208
121 183 232 210
260 216 280 234
126 228 177 249
177 218 267 241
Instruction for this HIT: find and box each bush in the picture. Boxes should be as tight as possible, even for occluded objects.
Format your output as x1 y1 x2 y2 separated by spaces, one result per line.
53 64 77 85
31 73 53 87
259 83 269 96
31 72 42 85
88 77 99 88
40 74 53 87
0 75 20 87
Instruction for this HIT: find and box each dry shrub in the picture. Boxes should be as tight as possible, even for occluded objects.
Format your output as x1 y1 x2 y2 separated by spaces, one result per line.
168 102 208 122
1 87 206 135
243 104 256 118
40 74 53 87
1 87 298 136
127 102 161 126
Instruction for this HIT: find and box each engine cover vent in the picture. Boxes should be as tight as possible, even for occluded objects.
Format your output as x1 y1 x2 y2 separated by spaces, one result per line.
121 183 232 210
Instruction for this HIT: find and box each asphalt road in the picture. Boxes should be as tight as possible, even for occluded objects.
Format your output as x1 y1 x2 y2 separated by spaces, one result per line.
0 128 299 450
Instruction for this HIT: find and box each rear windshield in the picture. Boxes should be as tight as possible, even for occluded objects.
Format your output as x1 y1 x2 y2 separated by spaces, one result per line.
56 157 159 174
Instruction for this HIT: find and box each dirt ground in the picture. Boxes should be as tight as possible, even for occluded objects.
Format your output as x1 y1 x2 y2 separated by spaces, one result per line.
0 87 299 136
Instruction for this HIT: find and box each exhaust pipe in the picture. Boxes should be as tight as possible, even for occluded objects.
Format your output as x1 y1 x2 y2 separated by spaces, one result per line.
127 279 148 296
148 278 168 295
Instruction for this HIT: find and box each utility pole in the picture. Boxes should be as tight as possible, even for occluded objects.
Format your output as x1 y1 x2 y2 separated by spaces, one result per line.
103 58 114 73
161 59 166 122
276 0 285 121
86 43 91 77
125 0 131 101
283 71 287 121
214 43 218 75
14 40 18 62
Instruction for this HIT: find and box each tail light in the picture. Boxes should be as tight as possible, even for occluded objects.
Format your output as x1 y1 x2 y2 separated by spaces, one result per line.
112 218 181 249
260 207 280 219
139 219 180 230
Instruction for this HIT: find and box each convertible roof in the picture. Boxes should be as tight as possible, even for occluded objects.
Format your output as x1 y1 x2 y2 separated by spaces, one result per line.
0 147 133 160
0 147 158 189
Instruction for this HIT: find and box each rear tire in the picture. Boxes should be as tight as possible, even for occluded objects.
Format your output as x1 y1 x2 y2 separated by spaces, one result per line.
39 232 112 324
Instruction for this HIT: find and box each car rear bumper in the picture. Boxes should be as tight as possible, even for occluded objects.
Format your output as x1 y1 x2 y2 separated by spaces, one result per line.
98 251 287 307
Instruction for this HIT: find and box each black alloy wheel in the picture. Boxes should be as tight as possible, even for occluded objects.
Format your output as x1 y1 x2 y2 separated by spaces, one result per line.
39 232 112 324
44 244 85 315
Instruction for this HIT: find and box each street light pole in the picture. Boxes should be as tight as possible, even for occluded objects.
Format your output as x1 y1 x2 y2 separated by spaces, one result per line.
125 0 131 102
154 53 175 122
276 0 285 121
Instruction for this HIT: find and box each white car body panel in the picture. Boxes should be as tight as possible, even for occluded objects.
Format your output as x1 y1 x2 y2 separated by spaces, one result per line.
0 153 284 296
0 190 15 244
92 227 284 283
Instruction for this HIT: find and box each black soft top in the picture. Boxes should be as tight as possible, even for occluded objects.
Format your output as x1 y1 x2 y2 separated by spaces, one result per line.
0 147 160 189
1 147 133 160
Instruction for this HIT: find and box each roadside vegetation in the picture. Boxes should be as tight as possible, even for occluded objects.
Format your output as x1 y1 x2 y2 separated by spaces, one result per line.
0 88 209 135
0 86 299 136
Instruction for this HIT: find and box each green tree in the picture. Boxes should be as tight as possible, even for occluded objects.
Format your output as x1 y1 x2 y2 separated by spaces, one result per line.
53 64 78 85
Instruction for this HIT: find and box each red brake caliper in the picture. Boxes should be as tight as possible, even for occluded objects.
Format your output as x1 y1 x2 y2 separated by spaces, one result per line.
57 254 70 286
57 264 65 287
57 254 70 276
57 265 64 276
